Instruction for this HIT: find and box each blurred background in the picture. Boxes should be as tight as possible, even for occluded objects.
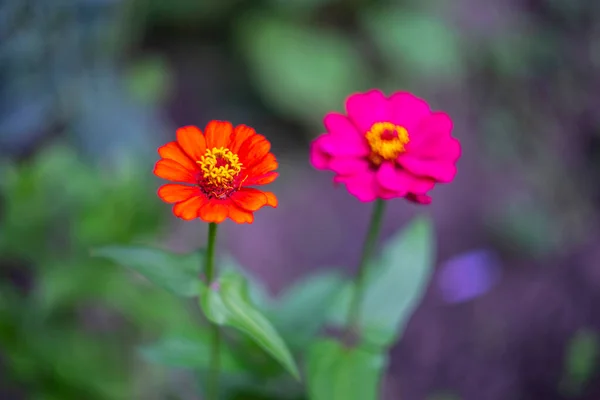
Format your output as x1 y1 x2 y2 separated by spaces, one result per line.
1 0 600 399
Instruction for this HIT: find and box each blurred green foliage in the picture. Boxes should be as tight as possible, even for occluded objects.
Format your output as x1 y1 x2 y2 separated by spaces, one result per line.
93 246 203 298
97 215 435 399
362 8 463 81
199 271 301 380
560 329 599 397
307 339 387 400
326 217 435 348
125 56 173 106
0 145 197 399
236 13 369 127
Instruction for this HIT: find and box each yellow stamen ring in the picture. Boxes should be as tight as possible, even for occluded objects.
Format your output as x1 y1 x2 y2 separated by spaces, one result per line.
196 147 243 187
365 122 410 165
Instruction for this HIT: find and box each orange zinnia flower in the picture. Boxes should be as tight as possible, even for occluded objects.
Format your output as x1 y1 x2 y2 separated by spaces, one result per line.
153 121 278 224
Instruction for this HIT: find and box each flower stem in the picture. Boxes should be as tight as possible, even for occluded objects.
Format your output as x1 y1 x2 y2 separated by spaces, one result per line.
346 199 386 340
205 223 218 283
204 222 220 400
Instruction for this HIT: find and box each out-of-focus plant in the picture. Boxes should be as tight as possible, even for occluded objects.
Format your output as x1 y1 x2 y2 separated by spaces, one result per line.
560 329 599 397
94 212 437 400
0 145 197 399
236 13 370 128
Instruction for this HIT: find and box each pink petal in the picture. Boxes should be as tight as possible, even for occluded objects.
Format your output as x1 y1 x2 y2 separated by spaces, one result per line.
388 92 432 132
406 193 432 205
398 154 458 183
400 172 436 194
324 113 369 153
329 157 370 176
408 113 460 162
345 90 391 133
380 189 401 200
334 171 379 202
312 132 369 158
406 174 436 194
309 136 332 170
376 162 409 195
376 162 436 195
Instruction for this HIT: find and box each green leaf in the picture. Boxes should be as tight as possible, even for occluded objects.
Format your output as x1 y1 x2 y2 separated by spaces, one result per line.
272 271 345 348
91 246 202 297
220 256 272 309
325 261 379 328
327 217 435 348
199 280 229 325
236 14 368 126
561 329 599 396
199 272 300 380
307 339 387 400
140 332 244 372
362 9 462 79
360 216 435 347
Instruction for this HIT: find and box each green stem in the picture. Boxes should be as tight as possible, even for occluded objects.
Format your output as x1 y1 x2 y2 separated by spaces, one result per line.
204 222 220 400
346 199 386 337
205 223 218 283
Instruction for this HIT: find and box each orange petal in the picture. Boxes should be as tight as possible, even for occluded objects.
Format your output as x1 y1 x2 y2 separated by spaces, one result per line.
173 196 207 221
158 184 201 203
204 120 233 149
229 124 257 153
177 126 206 162
238 134 271 166
154 159 197 183
231 188 268 211
198 201 228 223
158 142 198 171
243 171 278 186
264 191 278 208
228 205 254 224
245 153 278 178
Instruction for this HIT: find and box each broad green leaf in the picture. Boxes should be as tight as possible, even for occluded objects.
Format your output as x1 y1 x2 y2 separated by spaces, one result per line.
220 273 300 380
236 14 368 126
92 246 202 297
360 216 434 347
199 272 300 380
220 256 271 309
199 280 229 325
362 9 462 79
140 332 243 372
560 329 599 396
273 271 345 348
326 261 379 327
307 339 387 400
326 217 435 348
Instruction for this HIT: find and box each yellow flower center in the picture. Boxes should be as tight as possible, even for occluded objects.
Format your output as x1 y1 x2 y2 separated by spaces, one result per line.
196 147 243 188
365 122 410 165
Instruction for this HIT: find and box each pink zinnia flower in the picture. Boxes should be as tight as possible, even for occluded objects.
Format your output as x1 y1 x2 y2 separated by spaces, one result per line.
310 90 461 204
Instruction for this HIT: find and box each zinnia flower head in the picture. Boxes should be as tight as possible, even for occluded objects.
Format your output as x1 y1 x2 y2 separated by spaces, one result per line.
310 90 461 204
154 121 278 223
